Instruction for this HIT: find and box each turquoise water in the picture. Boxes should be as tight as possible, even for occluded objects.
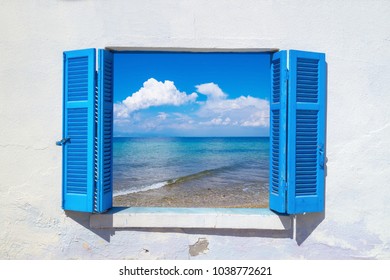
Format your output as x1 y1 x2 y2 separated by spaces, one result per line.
113 137 270 203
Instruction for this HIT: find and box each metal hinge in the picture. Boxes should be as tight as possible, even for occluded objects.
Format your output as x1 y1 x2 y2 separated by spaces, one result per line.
56 137 70 146
318 144 325 169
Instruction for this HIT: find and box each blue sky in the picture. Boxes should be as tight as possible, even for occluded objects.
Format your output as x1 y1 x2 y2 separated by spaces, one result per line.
113 52 271 137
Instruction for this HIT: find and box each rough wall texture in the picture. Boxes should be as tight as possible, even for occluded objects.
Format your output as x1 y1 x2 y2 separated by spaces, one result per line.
0 0 389 259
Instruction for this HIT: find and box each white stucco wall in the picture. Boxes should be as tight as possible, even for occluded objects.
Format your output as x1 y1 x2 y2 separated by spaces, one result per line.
1 0 389 259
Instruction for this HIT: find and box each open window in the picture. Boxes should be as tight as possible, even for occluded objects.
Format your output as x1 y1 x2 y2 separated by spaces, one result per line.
112 51 271 208
58 48 326 215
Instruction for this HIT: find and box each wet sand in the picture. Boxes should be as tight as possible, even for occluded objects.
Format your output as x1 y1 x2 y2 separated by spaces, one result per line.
113 182 268 208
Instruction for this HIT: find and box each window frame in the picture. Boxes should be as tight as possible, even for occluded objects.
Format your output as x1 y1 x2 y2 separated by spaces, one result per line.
59 47 326 228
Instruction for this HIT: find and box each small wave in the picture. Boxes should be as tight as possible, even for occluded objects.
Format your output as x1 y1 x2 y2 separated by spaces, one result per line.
113 181 168 197
165 165 239 187
114 165 240 196
165 170 213 186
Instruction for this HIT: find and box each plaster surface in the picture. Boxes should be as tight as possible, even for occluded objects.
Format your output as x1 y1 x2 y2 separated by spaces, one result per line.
1 0 389 259
89 208 291 230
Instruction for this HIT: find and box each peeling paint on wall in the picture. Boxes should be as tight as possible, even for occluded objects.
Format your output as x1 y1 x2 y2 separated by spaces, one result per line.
189 238 209 256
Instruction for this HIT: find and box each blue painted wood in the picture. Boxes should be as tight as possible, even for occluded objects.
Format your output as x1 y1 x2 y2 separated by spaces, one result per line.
287 50 326 214
96 49 114 213
269 51 288 214
62 49 96 212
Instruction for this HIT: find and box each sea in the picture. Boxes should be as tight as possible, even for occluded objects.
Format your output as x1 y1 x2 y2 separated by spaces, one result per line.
113 137 270 207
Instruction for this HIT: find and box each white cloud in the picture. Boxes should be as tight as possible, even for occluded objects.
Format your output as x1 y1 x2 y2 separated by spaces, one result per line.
113 103 129 119
196 83 227 100
222 117 231 125
196 83 269 128
114 81 270 136
202 117 231 126
240 111 269 127
114 78 198 118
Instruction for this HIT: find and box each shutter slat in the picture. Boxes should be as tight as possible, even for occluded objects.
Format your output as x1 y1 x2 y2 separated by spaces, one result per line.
287 50 326 214
269 51 288 213
62 49 96 212
96 49 113 212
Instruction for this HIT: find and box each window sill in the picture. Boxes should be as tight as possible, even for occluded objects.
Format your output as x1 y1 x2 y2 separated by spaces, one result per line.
90 207 291 230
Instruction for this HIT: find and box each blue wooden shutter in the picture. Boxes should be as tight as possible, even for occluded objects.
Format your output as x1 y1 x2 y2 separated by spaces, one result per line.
287 50 326 214
96 49 113 212
62 49 96 212
269 51 288 213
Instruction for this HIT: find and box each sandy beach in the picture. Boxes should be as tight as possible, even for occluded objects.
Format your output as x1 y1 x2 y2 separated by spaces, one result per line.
113 181 268 208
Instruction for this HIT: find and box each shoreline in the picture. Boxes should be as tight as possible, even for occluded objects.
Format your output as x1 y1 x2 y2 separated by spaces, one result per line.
113 183 269 208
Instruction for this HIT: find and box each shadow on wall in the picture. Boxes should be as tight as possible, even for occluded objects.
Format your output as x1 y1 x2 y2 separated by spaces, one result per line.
295 212 325 245
65 210 294 241
66 209 325 246
65 211 113 242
